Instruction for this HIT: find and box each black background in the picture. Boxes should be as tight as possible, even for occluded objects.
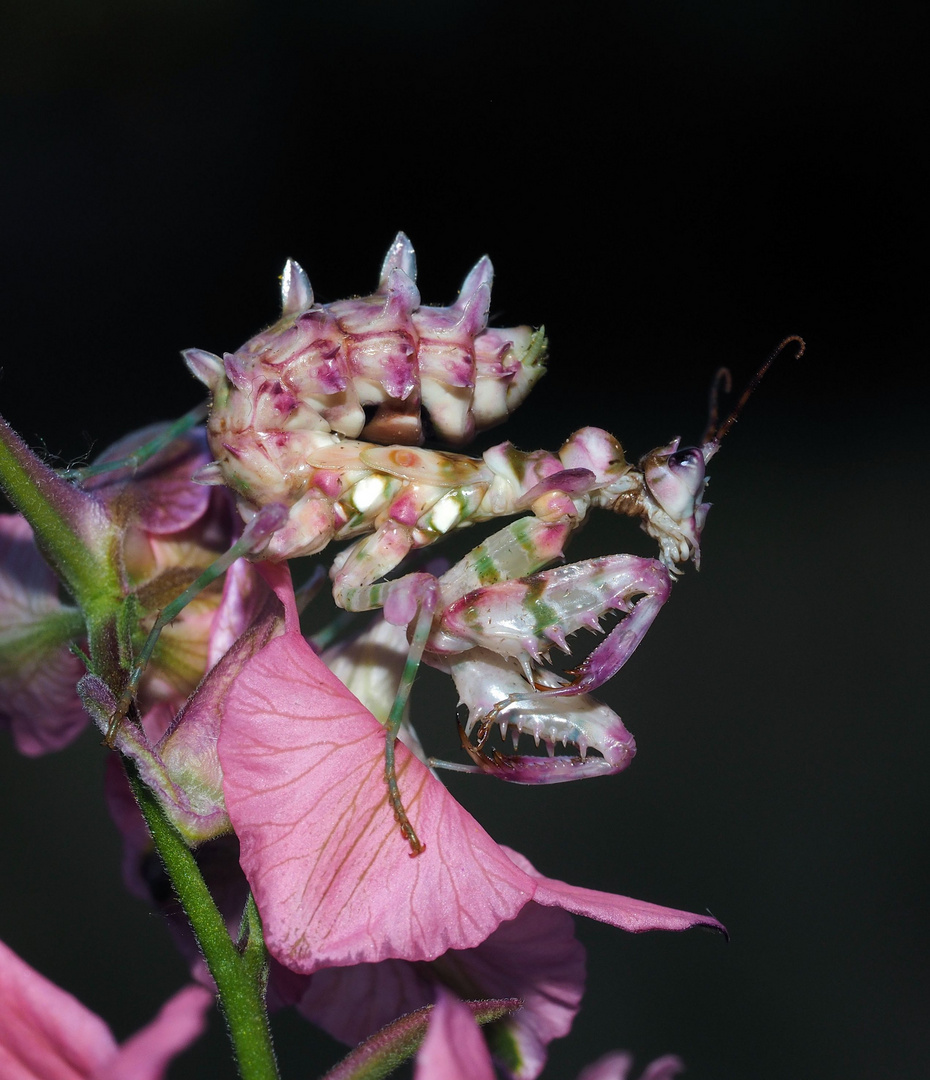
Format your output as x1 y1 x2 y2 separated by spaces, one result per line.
0 3 926 1078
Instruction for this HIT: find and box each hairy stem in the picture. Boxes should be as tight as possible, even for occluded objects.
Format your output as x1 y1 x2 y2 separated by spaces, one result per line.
128 763 279 1080
0 414 120 621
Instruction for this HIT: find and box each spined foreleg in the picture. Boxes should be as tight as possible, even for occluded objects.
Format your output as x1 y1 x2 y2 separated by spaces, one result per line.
428 648 636 783
422 552 670 782
432 552 673 697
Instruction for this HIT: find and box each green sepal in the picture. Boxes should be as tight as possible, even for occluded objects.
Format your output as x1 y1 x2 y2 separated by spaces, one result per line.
0 414 122 622
239 893 270 997
484 1014 524 1075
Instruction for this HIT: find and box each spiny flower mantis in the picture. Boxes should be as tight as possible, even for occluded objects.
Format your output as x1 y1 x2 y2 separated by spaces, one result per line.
103 233 803 853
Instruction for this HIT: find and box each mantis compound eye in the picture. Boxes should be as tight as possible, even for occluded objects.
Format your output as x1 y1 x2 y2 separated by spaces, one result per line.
669 446 705 477
643 441 706 523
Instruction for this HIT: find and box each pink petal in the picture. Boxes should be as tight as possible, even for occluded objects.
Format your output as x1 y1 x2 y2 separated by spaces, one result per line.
0 642 87 755
95 985 213 1080
296 960 435 1045
435 901 583 1080
414 989 495 1080
156 588 284 840
218 630 534 973
206 558 273 668
504 848 726 937
85 426 211 535
0 516 63 616
0 515 87 755
577 1053 685 1080
0 938 210 1080
0 936 116 1079
296 900 584 1080
577 1052 635 1080
222 565 722 976
637 1056 686 1080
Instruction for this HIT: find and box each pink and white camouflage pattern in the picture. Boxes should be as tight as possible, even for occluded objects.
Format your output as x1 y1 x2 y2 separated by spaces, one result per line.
184 234 799 798
184 231 546 451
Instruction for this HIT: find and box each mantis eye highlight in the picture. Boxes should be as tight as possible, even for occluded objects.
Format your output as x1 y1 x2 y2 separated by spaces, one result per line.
643 442 706 522
668 446 704 474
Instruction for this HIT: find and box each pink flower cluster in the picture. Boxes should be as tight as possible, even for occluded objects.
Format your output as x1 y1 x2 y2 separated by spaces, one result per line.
0 425 725 1077
0 934 678 1080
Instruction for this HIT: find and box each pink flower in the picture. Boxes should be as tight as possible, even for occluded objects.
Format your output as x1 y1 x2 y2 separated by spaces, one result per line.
218 564 725 976
0 514 87 755
575 1051 684 1080
96 552 720 1079
107 774 584 1078
415 990 684 1080
0 425 238 755
0 936 211 1080
294 897 585 1079
415 989 497 1080
81 424 239 711
103 555 274 845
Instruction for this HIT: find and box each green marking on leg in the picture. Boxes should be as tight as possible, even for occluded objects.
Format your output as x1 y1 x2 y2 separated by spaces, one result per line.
384 595 434 856
474 552 501 586
524 576 558 635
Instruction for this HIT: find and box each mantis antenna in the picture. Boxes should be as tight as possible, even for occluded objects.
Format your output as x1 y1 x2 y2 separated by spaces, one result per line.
703 335 806 446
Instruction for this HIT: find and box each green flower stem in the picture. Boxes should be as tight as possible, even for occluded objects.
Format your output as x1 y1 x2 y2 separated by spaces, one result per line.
127 763 279 1080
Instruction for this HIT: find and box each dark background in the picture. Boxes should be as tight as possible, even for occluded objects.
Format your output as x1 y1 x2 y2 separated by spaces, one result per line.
0 3 926 1078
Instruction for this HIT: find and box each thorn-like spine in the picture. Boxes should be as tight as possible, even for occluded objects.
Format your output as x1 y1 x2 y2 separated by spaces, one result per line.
190 461 226 486
379 231 417 288
381 267 421 320
281 258 313 315
182 348 225 390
